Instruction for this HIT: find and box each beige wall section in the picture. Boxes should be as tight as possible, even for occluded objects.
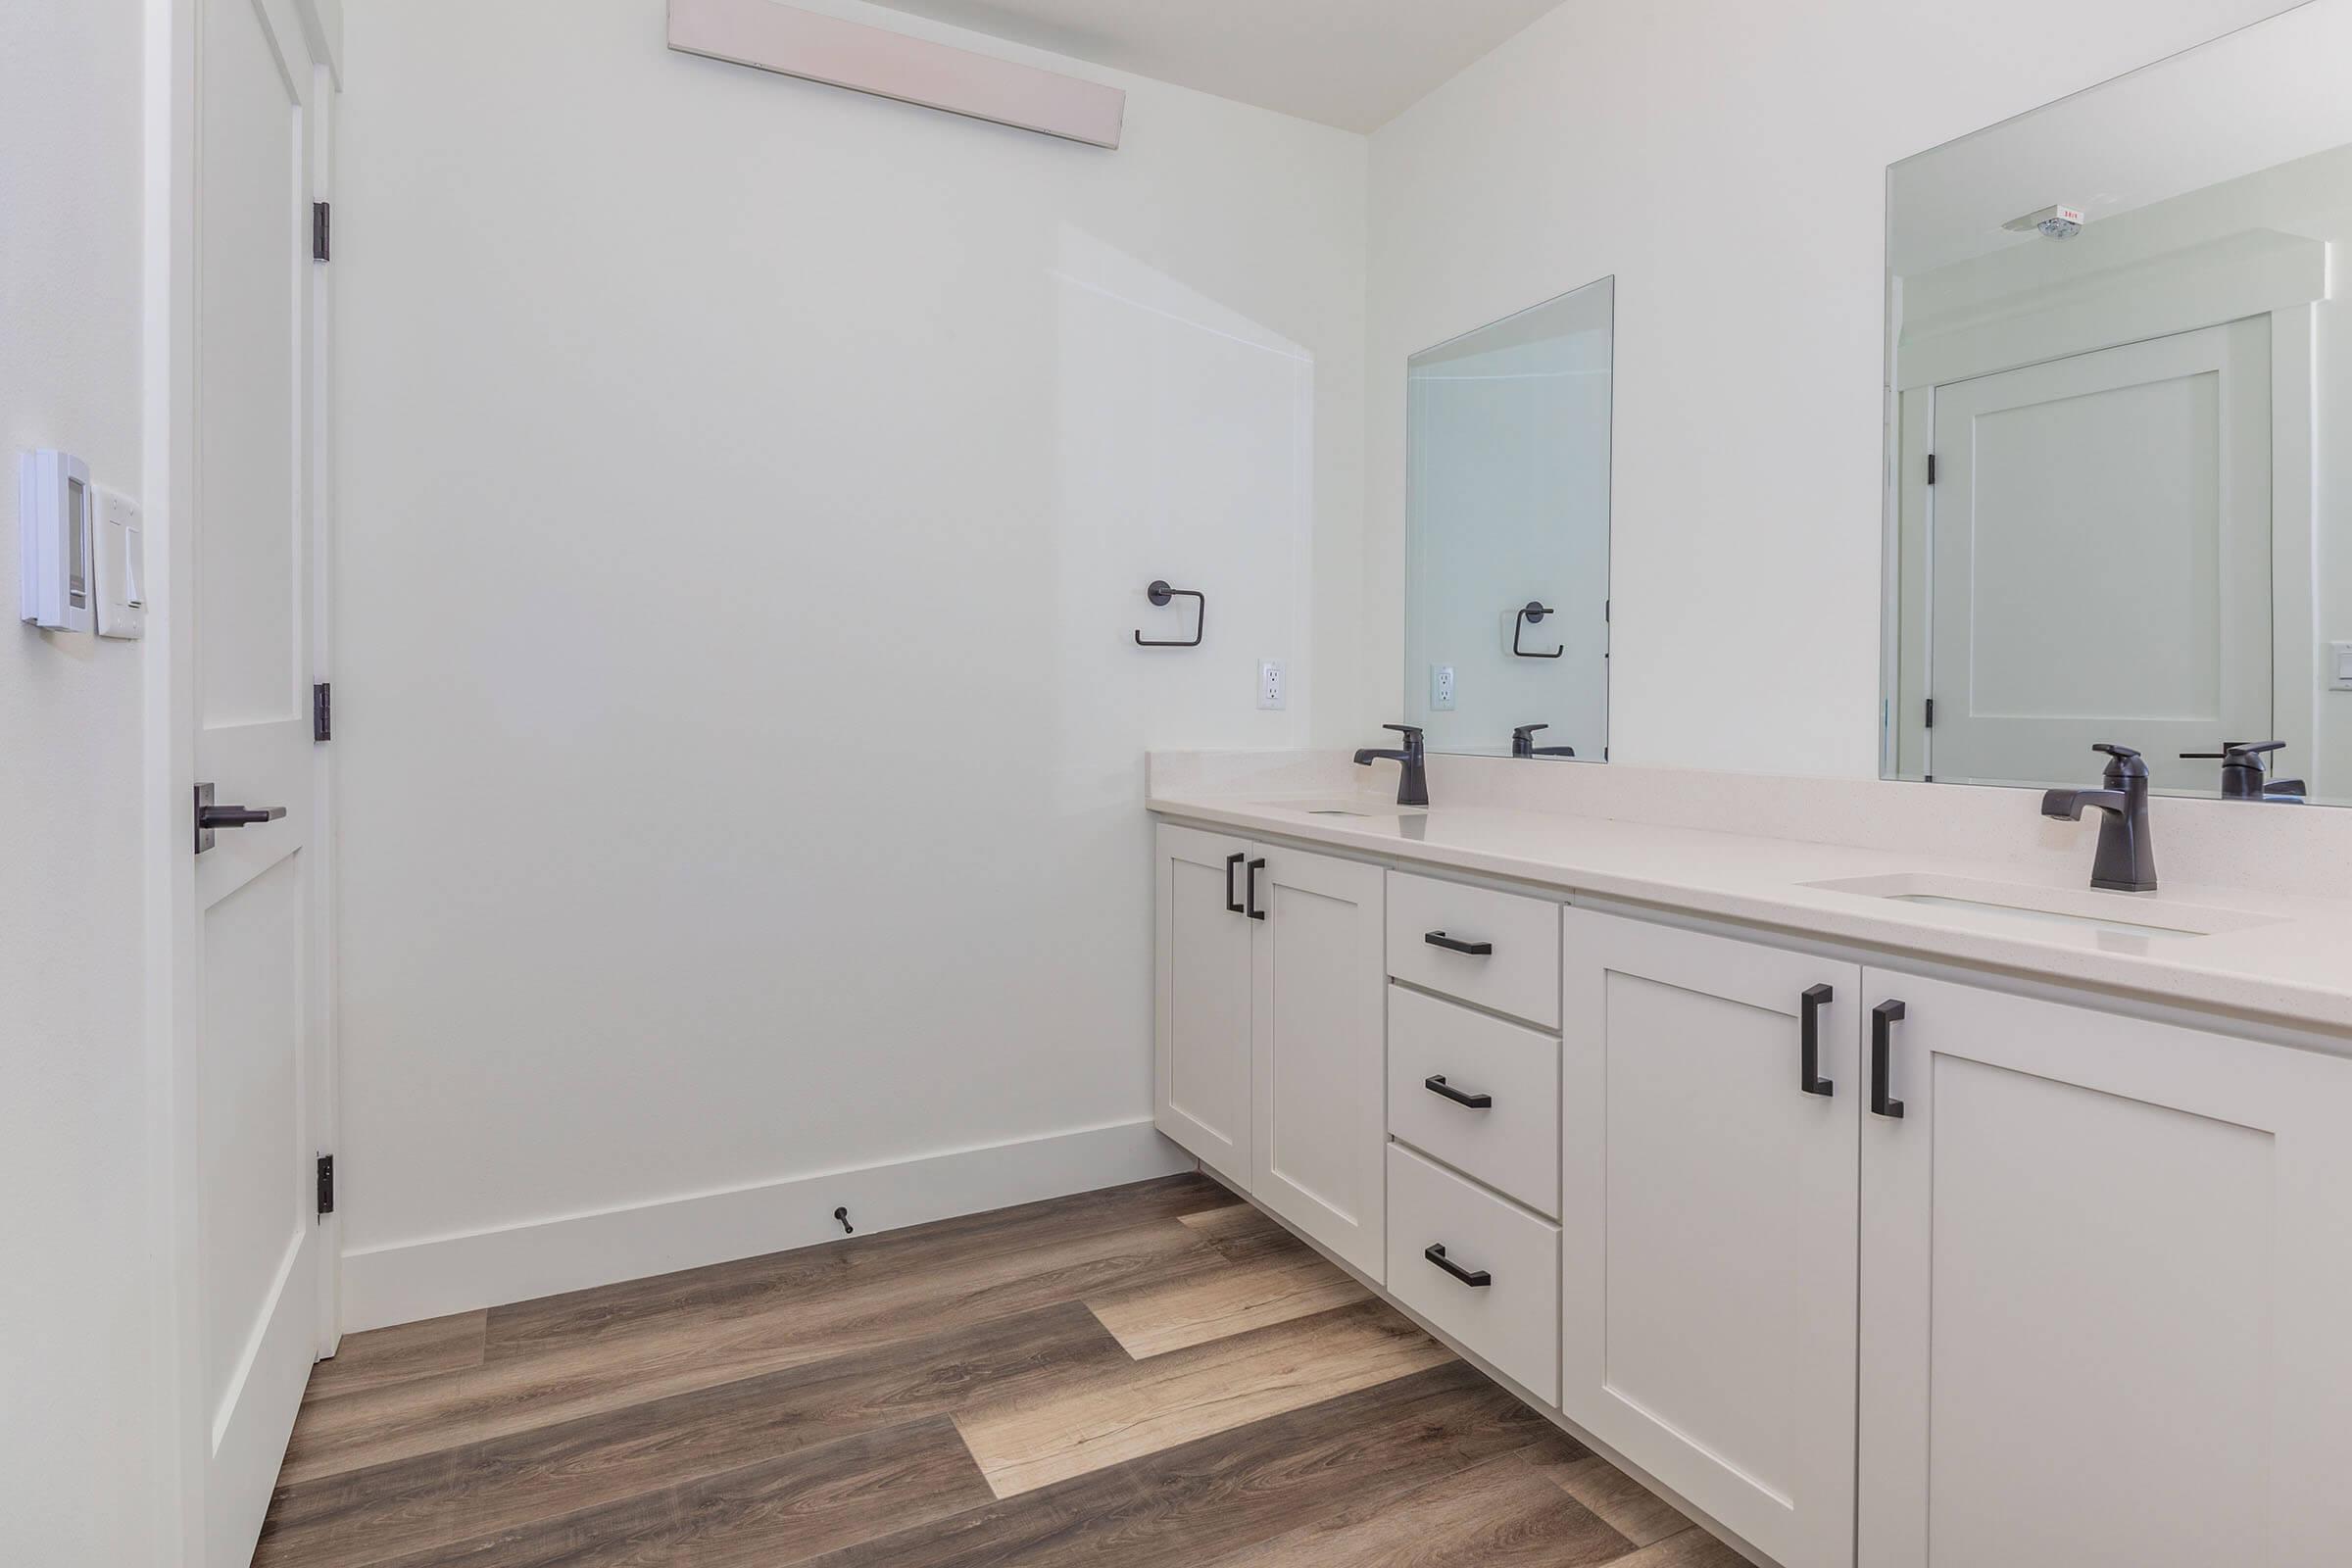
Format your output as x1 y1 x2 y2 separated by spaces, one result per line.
0 0 163 1559
1361 0 2304 777
331 0 1366 1282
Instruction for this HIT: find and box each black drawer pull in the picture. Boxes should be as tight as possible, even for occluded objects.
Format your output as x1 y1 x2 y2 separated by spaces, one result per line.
1424 931 1493 956
1424 1244 1492 1288
1246 858 1267 921
1871 1000 1907 1120
1224 853 1245 914
1424 1074 1493 1109
1799 983 1835 1099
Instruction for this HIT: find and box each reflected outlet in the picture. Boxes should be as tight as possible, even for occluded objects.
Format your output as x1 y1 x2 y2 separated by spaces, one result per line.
1258 660 1286 710
1431 664 1456 710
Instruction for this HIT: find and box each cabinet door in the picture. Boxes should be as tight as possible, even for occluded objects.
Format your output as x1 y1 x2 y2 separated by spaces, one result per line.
1562 909 1860 1568
1859 971 2352 1568
1153 822 1255 1188
1251 844 1387 1279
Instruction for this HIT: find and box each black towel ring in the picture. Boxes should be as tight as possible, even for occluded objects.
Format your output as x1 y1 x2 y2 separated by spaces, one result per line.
1136 581 1205 648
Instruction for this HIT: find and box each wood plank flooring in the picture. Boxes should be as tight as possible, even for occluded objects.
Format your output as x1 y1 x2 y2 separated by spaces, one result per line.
256 1173 1743 1568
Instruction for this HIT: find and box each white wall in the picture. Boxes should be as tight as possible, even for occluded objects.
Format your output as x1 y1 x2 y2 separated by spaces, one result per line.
0 0 164 1557
332 0 1366 1319
1362 0 2304 778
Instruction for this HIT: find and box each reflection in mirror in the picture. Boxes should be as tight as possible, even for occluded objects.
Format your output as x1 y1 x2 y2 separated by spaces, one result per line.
1883 3 2352 805
1405 276 1614 759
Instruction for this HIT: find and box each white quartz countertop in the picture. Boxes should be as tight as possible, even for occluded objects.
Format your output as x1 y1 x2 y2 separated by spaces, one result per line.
1150 782 2352 1040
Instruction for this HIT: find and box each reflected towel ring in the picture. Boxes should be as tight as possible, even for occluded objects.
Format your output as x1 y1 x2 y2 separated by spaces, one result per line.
1136 581 1205 648
1513 602 1564 659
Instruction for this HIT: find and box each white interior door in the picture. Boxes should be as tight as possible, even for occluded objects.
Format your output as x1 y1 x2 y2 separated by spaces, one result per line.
1928 318 2271 791
188 2 330 1562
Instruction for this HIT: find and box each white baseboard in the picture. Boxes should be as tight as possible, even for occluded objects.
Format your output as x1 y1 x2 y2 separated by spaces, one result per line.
339 1119 1195 1333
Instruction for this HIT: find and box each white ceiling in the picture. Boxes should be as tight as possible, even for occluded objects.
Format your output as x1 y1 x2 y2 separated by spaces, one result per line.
868 0 1570 133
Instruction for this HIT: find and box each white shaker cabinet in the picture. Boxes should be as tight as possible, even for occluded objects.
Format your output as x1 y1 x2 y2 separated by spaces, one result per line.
1153 825 1387 1278
1561 908 1863 1568
1250 845 1387 1279
1857 971 2352 1568
1152 823 1255 1189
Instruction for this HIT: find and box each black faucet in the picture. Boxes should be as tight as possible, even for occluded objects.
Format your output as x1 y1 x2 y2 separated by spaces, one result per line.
1511 724 1577 760
1354 724 1429 807
2041 743 2158 892
2180 741 2305 804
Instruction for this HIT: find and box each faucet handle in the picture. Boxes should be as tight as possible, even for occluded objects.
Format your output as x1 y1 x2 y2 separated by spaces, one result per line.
1512 724 1548 742
2091 742 2148 781
1385 724 1425 751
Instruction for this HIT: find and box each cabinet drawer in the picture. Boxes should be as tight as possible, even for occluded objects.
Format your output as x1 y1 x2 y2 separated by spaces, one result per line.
1386 1143 1559 1401
1386 871 1559 1028
1388 986 1559 1217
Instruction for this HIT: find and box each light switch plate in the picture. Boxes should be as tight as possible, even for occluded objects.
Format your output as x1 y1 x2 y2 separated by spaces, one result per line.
2331 642 2352 691
94 488 145 639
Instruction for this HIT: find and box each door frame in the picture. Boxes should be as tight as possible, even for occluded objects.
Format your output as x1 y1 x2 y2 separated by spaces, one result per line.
143 1 345 1561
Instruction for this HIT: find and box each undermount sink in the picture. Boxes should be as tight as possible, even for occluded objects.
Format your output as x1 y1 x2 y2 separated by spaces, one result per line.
1252 797 1425 818
1805 873 2281 942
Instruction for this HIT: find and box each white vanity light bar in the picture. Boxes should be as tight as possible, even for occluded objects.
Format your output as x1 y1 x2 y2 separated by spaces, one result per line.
667 0 1126 150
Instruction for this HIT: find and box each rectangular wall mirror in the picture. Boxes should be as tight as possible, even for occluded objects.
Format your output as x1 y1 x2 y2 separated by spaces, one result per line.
1405 276 1614 760
1883 1 2352 805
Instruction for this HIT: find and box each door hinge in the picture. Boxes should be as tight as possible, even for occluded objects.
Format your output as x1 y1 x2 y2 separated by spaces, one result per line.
314 681 332 742
1924 698 1936 729
313 201 331 263
1926 453 1936 485
316 1154 335 1218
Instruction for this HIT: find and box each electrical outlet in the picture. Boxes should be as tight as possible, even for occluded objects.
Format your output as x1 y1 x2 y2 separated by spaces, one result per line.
1257 660 1286 710
1430 664 1456 711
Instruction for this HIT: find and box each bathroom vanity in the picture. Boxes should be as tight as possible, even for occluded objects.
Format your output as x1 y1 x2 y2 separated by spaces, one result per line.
1150 755 2352 1568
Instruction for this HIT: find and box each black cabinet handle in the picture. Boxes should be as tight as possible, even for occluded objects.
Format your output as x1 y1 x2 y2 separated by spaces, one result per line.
1424 1244 1492 1288
1799 983 1835 1098
1224 853 1245 914
1424 1074 1493 1109
1424 931 1494 956
1871 1000 1907 1120
1245 858 1267 921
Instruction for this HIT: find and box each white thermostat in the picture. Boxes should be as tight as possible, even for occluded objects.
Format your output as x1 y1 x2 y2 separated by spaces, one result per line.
19 449 95 632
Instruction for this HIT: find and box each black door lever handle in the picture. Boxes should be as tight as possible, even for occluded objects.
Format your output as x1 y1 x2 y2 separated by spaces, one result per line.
194 783 288 855
202 804 287 829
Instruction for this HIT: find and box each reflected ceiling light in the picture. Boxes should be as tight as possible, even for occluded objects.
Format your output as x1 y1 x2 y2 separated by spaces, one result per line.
2002 203 2086 239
